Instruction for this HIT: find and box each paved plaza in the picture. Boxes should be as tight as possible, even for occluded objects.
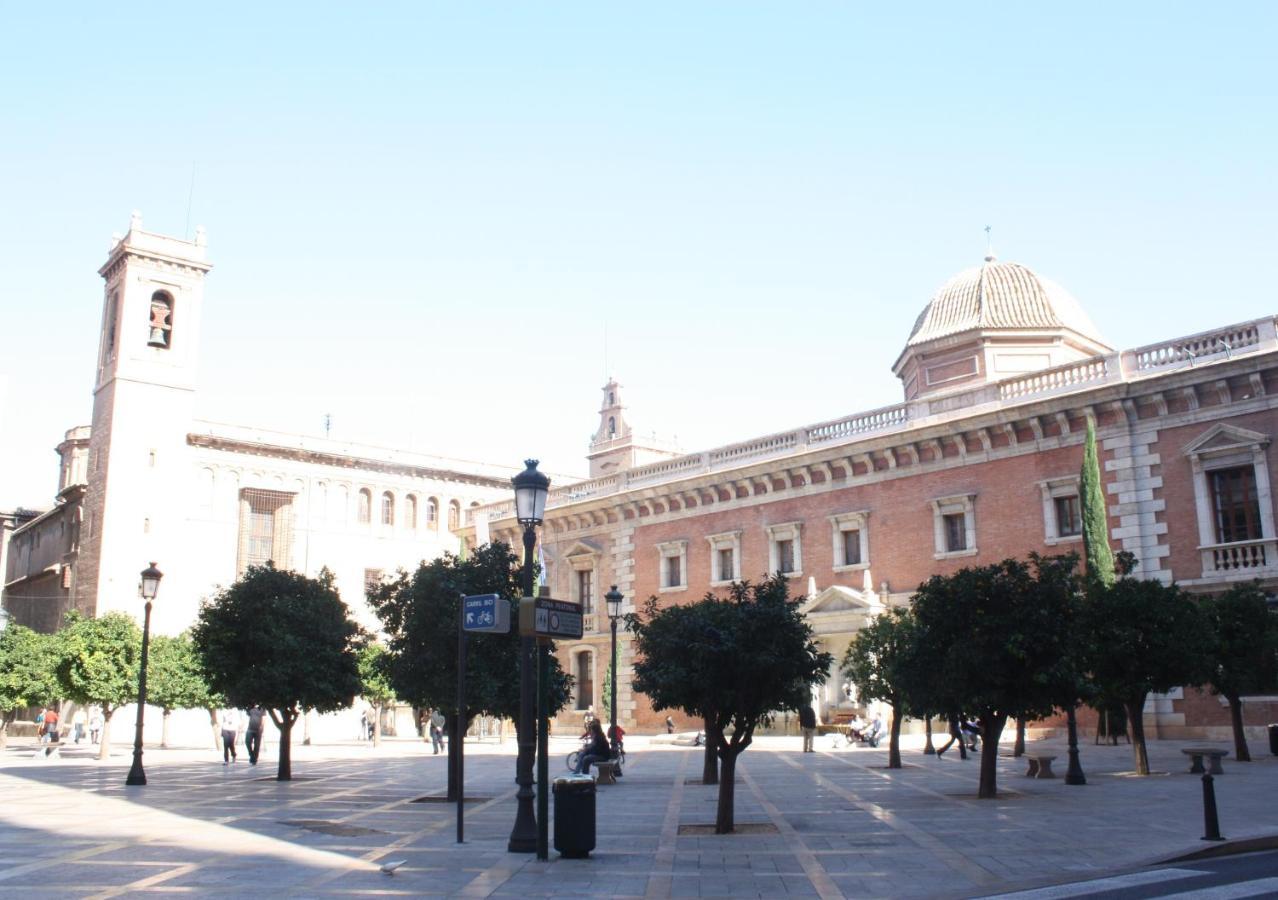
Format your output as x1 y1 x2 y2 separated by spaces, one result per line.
1 731 1276 898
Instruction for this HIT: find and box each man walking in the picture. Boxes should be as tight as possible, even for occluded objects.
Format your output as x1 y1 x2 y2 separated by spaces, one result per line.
244 706 265 765
799 704 817 752
429 708 446 755
220 708 241 764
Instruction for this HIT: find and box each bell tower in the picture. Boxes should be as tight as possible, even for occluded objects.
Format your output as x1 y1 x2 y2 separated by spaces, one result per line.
586 378 682 478
77 212 212 621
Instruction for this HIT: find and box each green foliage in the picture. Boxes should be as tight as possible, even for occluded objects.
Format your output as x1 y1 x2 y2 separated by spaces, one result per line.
55 610 141 714
1080 419 1115 587
357 643 396 707
908 555 1080 797
601 656 614 721
1202 582 1278 700
367 542 570 724
629 575 832 832
192 564 363 716
842 608 922 768
148 632 222 713
0 624 60 728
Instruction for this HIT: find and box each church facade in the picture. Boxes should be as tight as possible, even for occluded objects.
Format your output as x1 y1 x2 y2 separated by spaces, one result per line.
466 260 1278 741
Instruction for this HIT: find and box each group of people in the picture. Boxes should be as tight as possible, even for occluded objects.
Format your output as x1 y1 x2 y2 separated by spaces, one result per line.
218 706 267 765
800 706 884 751
33 705 103 745
572 717 625 777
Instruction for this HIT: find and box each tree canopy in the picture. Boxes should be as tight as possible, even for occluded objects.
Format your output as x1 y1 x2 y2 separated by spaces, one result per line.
148 631 223 748
0 624 60 748
357 643 396 747
192 563 364 780
1200 582 1278 762
629 575 832 833
842 607 921 769
908 554 1079 798
55 610 141 760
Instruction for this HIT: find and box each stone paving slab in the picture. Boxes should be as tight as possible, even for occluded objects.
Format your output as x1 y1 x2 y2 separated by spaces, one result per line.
1 733 1276 898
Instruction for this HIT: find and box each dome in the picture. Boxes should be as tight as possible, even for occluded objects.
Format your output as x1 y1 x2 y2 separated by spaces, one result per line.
906 258 1109 350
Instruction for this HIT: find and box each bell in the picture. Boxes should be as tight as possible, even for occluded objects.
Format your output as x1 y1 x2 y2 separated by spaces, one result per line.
148 327 168 347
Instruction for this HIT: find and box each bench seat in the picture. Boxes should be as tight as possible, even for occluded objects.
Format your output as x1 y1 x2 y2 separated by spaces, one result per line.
1023 754 1058 779
592 761 618 784
1181 747 1228 775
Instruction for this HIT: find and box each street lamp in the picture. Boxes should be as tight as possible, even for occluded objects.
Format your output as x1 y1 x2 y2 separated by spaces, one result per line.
125 562 162 786
508 460 548 854
606 585 623 765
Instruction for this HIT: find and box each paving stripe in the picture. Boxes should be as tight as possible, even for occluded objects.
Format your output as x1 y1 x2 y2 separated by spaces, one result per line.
85 862 199 899
0 840 130 883
644 747 691 900
982 867 1206 898
1158 877 1278 899
777 753 1004 890
739 758 844 900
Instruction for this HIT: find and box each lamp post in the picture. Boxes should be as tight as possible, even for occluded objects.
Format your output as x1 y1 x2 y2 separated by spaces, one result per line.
605 585 623 750
125 562 162 786
508 460 548 854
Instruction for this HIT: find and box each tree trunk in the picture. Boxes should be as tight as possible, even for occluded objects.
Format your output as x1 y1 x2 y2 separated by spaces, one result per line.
714 749 739 834
207 708 221 750
1124 697 1150 775
922 717 935 755
976 713 1007 799
277 714 294 781
373 703 382 748
1014 719 1026 757
702 716 719 785
887 704 903 769
97 707 114 760
161 709 171 749
1227 694 1251 762
446 712 461 802
0 711 12 750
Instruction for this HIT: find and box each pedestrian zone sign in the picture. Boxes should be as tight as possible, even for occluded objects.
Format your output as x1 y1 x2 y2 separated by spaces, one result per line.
462 594 510 633
533 597 583 640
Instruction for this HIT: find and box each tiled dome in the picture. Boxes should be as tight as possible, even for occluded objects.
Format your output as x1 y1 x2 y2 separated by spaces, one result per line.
907 258 1109 349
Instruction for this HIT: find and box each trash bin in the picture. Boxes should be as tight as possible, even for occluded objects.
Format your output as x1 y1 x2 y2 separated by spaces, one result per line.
553 774 596 858
1268 723 1278 756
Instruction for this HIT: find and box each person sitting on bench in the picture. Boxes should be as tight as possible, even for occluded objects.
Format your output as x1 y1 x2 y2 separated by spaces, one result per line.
574 719 612 776
862 713 883 748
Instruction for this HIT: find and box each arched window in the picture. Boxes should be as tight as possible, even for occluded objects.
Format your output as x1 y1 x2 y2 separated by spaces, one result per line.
148 291 174 348
381 491 394 526
357 488 372 524
406 495 418 528
608 416 616 437
448 500 460 530
575 650 594 711
427 497 439 525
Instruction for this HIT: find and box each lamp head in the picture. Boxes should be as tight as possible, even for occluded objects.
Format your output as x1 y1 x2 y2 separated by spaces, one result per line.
140 562 163 601
605 584 624 620
512 459 550 526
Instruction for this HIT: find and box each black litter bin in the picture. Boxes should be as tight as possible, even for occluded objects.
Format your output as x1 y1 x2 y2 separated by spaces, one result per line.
1268 723 1278 756
553 774 597 858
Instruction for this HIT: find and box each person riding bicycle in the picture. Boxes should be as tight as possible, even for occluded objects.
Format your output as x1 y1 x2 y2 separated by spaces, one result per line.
608 723 626 777
574 719 612 776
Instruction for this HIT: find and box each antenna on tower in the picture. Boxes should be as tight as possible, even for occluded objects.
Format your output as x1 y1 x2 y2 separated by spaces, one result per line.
324 413 332 438
184 163 198 240
984 224 995 262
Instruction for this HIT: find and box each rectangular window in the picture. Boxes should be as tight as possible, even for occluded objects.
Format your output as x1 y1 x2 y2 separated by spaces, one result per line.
718 547 735 582
1054 495 1082 538
237 489 294 575
777 539 795 574
577 568 594 614
666 554 682 588
364 568 384 595
1210 466 1262 543
944 513 967 552
842 529 862 566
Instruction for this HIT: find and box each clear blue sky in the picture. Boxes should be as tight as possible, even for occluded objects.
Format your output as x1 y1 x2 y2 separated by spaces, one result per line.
2 3 1275 508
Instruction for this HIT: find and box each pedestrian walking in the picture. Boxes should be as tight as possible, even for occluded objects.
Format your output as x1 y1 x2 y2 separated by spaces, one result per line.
799 704 817 752
429 708 446 755
666 715 674 734
39 707 60 744
219 708 241 764
89 710 103 745
244 706 265 765
72 708 87 744
935 715 968 760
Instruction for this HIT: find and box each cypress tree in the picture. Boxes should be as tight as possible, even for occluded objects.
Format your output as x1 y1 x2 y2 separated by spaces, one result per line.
1080 418 1115 586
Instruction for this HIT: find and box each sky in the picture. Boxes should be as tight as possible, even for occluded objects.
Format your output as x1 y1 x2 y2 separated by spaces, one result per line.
2 3 1276 509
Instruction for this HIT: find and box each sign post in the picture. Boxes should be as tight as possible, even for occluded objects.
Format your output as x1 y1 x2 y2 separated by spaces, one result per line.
458 594 512 843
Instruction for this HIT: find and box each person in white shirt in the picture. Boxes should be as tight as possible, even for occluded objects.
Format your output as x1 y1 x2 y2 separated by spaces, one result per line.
219 708 242 764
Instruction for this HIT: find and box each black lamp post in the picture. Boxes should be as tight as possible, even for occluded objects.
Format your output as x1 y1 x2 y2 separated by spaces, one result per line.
508 460 548 854
605 585 623 749
125 562 162 786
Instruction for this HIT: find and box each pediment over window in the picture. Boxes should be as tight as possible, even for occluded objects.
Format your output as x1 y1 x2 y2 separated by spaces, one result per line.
563 539 604 559
800 584 881 616
1183 424 1269 457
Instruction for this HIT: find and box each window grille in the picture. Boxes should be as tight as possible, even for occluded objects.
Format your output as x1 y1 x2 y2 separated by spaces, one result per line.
237 488 294 575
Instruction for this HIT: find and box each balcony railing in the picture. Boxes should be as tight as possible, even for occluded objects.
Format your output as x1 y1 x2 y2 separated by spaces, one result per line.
1201 538 1278 574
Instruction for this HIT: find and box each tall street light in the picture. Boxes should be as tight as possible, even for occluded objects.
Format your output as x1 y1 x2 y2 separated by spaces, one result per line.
125 562 162 786
605 585 623 767
508 460 548 853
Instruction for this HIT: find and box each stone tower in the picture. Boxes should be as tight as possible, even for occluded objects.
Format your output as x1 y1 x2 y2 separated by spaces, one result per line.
77 213 211 629
586 379 681 478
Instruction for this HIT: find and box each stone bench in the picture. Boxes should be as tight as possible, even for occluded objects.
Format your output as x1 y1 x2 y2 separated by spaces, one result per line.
592 760 618 784
1181 747 1228 775
1023 754 1058 779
